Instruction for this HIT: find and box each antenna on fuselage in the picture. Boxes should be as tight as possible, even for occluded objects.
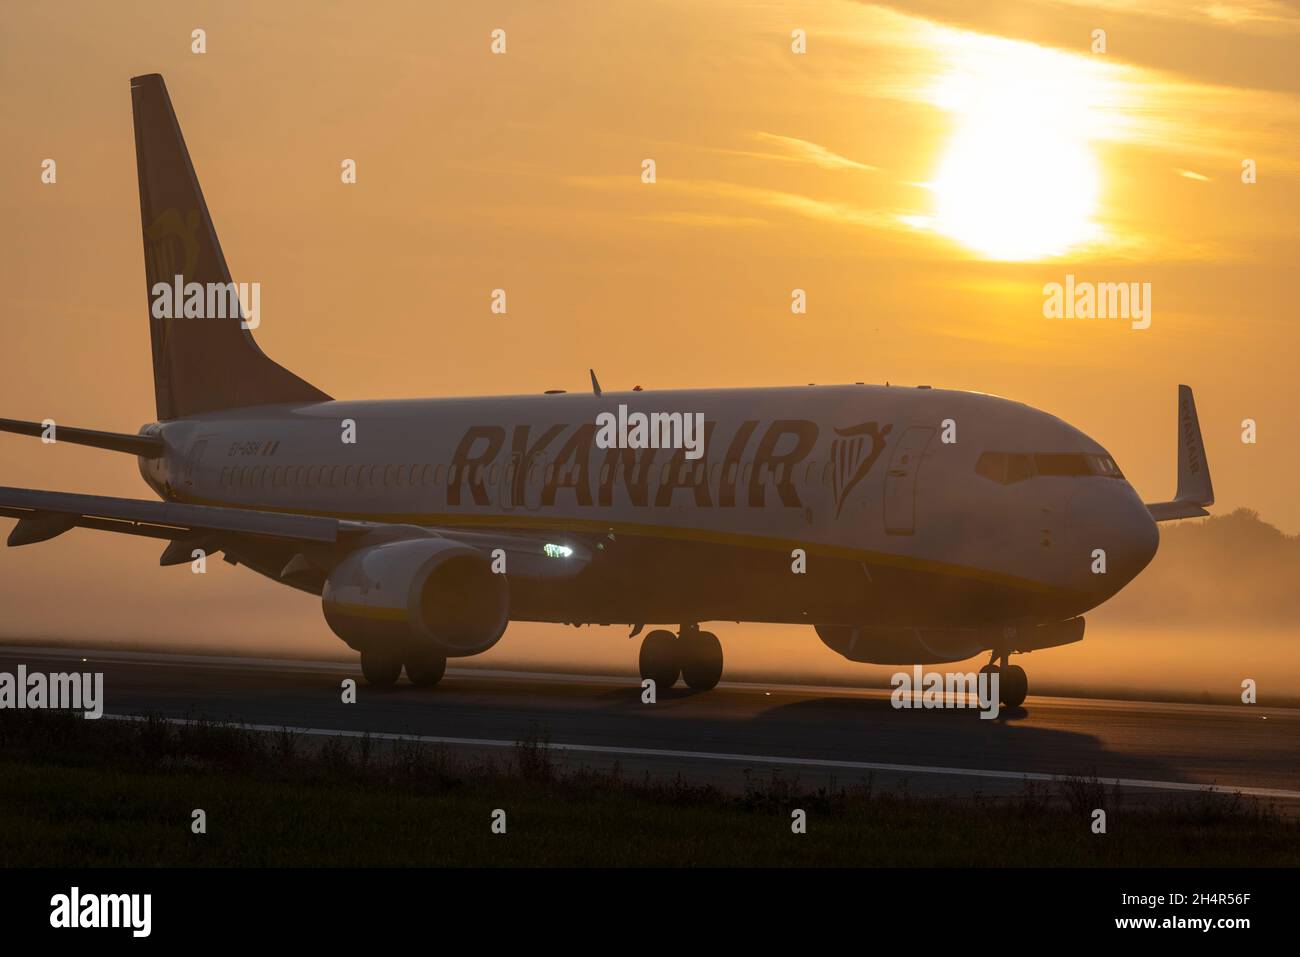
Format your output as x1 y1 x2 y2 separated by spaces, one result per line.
589 369 603 397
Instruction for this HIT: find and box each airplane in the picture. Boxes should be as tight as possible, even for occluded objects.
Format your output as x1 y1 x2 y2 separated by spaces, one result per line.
0 74 1214 708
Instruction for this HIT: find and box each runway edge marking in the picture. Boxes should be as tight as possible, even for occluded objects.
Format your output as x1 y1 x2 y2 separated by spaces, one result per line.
100 713 1300 801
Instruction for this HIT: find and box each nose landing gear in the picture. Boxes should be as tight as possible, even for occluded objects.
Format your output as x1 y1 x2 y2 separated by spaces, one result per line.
981 650 1028 708
637 624 724 692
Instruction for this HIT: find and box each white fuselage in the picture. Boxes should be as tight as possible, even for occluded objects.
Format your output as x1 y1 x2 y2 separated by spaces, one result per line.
139 384 1158 629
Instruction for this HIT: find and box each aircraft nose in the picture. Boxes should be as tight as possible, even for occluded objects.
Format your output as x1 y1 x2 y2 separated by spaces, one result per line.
1069 484 1159 591
1118 493 1159 581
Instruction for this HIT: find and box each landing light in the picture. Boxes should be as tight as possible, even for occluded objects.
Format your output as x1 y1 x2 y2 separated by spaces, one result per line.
543 543 574 559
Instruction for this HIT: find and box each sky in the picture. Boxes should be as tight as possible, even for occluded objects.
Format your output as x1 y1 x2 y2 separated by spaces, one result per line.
0 0 1297 680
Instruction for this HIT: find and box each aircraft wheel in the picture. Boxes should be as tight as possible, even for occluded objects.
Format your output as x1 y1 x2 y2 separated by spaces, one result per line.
680 630 723 691
360 648 403 686
638 629 680 690
1000 664 1028 708
405 647 447 688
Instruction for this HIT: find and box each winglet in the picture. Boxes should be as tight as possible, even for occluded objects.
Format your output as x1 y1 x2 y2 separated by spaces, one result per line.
1146 384 1214 522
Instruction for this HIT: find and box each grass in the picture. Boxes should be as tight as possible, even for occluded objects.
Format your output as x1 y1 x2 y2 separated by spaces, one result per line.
0 710 1295 866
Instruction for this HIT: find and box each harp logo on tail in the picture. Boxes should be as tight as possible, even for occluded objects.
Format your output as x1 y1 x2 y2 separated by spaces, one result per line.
831 421 892 517
143 208 200 287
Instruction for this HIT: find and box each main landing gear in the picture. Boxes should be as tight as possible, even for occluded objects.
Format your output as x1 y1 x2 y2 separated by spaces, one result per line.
980 650 1028 708
638 624 723 692
359 644 447 688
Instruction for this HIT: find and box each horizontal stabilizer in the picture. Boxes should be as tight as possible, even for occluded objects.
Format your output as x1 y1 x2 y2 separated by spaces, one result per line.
0 418 163 457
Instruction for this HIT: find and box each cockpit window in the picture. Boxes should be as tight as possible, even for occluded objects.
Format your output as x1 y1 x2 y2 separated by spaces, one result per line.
975 452 1034 484
1005 454 1034 483
1034 453 1091 476
975 451 1005 483
976 451 1124 484
1087 454 1124 478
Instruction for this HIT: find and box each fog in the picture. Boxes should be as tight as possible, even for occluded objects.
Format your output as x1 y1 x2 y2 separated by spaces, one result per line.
1 509 1295 705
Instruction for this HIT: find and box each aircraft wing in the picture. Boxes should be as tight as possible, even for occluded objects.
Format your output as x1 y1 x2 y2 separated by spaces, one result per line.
0 486 595 579
1145 384 1214 523
0 485 372 547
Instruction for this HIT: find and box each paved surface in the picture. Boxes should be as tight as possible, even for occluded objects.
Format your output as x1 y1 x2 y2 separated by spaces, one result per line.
2 645 1297 802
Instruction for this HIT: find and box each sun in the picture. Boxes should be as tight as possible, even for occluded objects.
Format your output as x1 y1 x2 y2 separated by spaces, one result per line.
926 38 1109 261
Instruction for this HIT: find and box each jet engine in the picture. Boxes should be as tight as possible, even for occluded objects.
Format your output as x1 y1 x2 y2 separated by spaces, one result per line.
322 537 509 657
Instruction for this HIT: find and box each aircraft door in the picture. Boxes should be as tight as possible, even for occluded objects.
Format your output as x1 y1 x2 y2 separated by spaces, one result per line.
884 426 934 535
181 439 209 490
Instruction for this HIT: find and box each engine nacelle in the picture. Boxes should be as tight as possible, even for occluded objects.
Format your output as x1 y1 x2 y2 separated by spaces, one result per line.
323 537 509 657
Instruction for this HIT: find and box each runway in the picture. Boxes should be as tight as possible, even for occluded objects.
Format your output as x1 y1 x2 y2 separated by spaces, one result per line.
2 644 1298 802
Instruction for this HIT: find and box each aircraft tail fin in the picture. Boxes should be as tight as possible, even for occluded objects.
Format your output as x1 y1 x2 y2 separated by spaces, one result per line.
131 73 330 420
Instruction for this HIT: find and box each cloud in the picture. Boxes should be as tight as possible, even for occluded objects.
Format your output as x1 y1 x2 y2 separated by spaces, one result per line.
749 132 878 171
565 174 901 233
